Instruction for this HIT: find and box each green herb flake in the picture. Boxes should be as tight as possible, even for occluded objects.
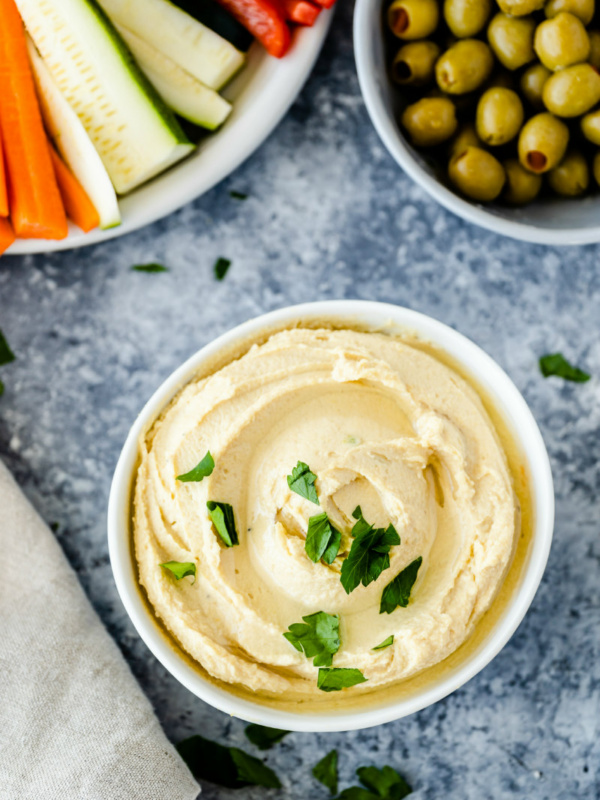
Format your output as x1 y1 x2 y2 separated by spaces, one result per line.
340 509 400 594
317 667 367 693
230 190 248 200
306 512 341 564
287 460 319 504
131 263 168 272
337 765 412 799
0 330 15 367
283 611 340 667
372 635 394 651
214 257 231 281
207 501 239 547
244 724 290 750
177 451 214 482
313 749 338 795
539 353 590 383
177 735 281 789
160 561 196 582
380 557 422 615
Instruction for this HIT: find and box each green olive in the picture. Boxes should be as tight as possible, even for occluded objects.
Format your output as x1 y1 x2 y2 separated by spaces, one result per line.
443 0 492 37
503 159 542 203
581 109 600 144
392 41 441 85
547 151 589 195
588 30 600 68
388 0 439 39
543 63 600 117
520 63 552 108
487 14 535 71
593 151 600 185
518 112 569 173
401 97 458 146
476 88 524 145
449 122 481 158
496 0 544 14
449 146 505 201
534 13 590 71
545 0 594 25
435 40 494 94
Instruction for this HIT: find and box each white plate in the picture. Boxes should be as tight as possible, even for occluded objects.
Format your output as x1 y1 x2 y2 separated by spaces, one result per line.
9 13 332 255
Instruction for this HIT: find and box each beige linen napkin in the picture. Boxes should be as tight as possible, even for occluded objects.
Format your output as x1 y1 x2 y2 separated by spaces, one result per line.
0 460 200 800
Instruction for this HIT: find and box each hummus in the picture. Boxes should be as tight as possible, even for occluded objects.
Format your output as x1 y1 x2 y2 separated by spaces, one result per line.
133 327 519 700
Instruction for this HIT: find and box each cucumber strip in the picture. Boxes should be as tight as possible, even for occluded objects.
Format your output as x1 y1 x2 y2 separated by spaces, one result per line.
117 25 231 130
17 0 194 195
98 0 245 91
172 0 253 52
27 36 121 229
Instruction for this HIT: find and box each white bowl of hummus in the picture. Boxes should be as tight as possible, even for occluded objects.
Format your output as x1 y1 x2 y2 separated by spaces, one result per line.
108 300 553 732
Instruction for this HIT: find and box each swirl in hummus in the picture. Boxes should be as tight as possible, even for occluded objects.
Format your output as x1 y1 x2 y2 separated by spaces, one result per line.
133 327 519 700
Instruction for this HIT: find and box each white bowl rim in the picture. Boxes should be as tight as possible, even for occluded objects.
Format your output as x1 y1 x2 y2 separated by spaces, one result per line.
353 0 600 246
7 12 332 256
108 299 554 732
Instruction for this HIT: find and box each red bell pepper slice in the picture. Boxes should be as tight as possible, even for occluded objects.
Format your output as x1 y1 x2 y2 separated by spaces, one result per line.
312 0 335 9
282 0 321 25
214 0 291 57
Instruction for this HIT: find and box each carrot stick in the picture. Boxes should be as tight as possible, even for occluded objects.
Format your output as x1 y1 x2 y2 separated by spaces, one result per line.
48 145 99 233
0 217 16 256
282 0 321 25
0 0 67 240
0 130 8 217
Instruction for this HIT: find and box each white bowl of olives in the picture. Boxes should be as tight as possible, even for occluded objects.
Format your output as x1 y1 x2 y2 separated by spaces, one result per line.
354 0 600 244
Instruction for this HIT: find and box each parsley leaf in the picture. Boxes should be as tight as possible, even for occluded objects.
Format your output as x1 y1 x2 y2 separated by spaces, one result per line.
177 735 281 789
160 561 196 582
317 667 367 692
380 557 422 614
372 635 394 650
177 451 215 482
283 611 340 667
539 353 590 383
230 190 248 200
207 501 239 546
338 765 412 799
340 510 400 594
0 330 15 366
244 724 290 750
313 749 338 795
287 461 319 504
214 257 231 280
131 263 168 272
306 512 341 564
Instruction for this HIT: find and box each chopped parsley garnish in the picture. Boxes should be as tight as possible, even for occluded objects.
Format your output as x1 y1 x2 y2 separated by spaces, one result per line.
287 461 319 504
380 557 422 614
340 509 400 594
214 257 231 281
131 263 168 272
0 330 16 366
177 735 281 789
244 724 290 750
313 749 338 795
160 561 196 582
372 635 394 651
317 667 367 692
176 451 214 482
230 190 248 200
283 611 340 667
338 765 412 799
306 512 341 564
539 353 590 383
207 501 239 546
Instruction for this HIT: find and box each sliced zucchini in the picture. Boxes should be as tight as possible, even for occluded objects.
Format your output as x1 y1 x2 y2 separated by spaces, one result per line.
27 36 121 229
172 0 253 52
117 25 231 130
17 0 194 194
98 0 245 91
